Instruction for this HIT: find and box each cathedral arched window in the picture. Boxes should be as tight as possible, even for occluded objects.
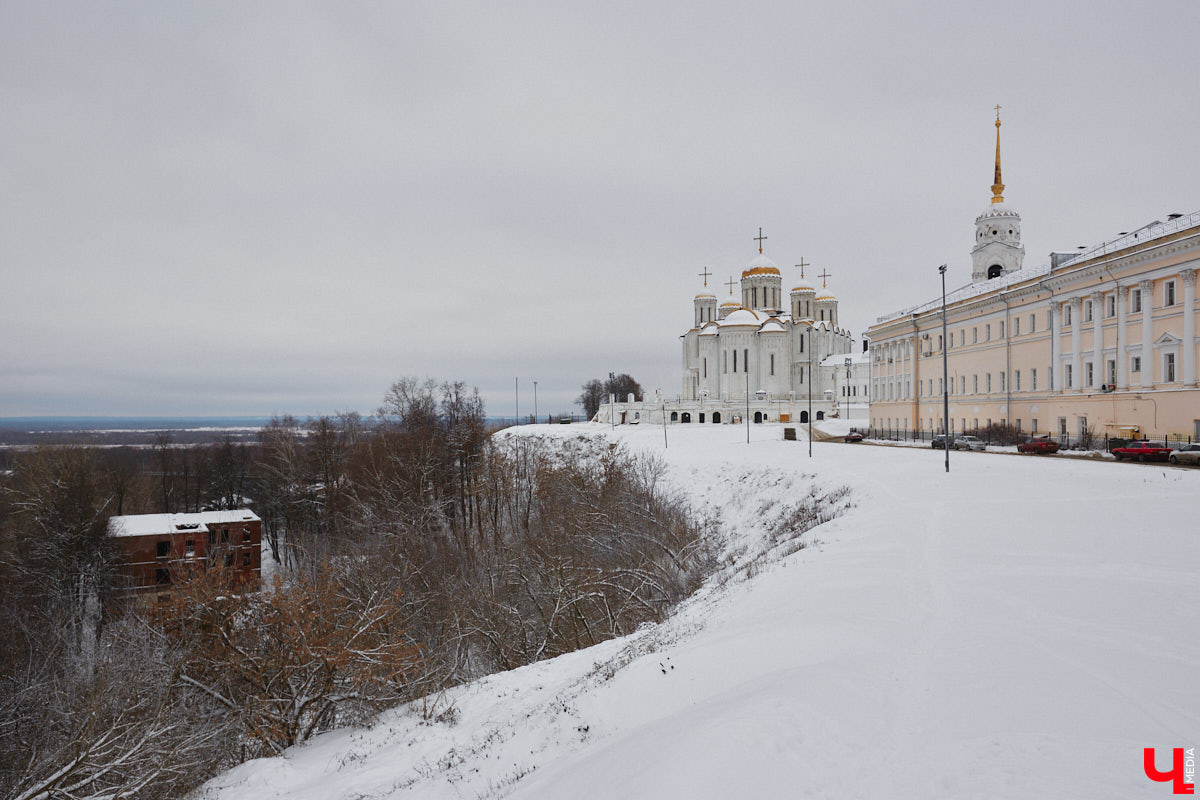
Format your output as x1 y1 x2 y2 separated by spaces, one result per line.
988 264 1003 279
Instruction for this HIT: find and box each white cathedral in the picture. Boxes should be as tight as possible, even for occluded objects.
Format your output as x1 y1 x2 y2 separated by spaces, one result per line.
595 237 870 425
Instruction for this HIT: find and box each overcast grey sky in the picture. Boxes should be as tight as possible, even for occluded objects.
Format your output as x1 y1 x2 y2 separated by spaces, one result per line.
3 1 1198 418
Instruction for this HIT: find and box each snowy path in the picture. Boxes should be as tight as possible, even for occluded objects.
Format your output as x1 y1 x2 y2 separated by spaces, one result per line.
202 423 1200 800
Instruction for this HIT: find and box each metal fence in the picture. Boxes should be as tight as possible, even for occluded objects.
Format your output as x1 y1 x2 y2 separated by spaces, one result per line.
863 426 1196 451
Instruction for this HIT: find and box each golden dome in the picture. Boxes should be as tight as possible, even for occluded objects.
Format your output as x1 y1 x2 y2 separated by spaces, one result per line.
741 265 782 278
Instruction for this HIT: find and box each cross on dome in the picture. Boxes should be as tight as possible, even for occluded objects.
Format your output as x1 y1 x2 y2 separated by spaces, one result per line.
725 276 737 295
753 227 768 254
818 268 832 288
795 258 809 280
698 266 712 287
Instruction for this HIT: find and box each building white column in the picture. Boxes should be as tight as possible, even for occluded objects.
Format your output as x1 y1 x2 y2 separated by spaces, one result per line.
1116 284 1128 389
1183 269 1196 385
1070 298 1082 392
1050 300 1060 392
1091 291 1104 388
1140 279 1155 389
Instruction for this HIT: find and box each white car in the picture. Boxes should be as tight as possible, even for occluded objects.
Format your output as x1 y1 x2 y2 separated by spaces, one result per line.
954 435 986 451
1168 443 1200 466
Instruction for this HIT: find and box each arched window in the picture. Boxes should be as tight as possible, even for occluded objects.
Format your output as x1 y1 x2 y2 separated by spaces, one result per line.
681 412 692 423
799 410 809 423
816 411 825 420
988 264 1003 279
753 412 763 423
670 411 678 422
712 412 722 423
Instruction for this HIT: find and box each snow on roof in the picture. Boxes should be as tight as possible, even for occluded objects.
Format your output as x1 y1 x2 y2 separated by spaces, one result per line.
109 510 260 537
720 308 762 326
760 320 785 332
975 203 1020 220
790 283 815 293
876 209 1200 326
821 351 870 367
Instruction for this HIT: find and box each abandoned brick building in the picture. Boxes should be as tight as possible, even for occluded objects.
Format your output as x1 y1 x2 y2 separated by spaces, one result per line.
107 510 262 593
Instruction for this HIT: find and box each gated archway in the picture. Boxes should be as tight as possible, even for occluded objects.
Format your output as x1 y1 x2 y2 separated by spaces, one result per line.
753 412 763 424
712 411 721 423
681 412 692 423
670 411 678 422
816 410 825 420
799 410 808 423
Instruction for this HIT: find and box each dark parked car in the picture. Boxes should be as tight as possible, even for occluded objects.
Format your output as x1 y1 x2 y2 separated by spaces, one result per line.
931 434 955 449
1168 443 1200 466
1112 440 1173 462
844 431 864 443
1017 437 1060 454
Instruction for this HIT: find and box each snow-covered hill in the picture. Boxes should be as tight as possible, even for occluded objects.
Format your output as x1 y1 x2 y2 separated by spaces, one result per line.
201 423 1199 799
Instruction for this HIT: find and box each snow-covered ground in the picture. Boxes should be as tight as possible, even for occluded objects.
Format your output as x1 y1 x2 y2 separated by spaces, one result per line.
201 422 1199 799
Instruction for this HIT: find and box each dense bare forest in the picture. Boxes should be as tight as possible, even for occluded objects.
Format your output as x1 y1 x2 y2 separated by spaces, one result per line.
0 379 712 800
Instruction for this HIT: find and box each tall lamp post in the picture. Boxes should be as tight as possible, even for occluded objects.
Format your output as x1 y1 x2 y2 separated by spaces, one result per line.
939 264 950 473
533 380 538 423
807 325 814 458
844 357 852 421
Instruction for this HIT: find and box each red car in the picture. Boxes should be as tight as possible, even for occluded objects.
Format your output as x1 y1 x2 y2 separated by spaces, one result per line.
1017 437 1060 454
844 431 864 443
1112 440 1173 462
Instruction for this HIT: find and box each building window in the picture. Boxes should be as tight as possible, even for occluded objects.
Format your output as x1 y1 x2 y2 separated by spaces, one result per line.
1015 371 1021 391
242 528 252 543
986 373 992 392
1085 362 1093 387
799 335 804 353
156 540 170 558
960 330 965 346
938 377 944 394
1131 355 1141 373
800 366 805 383
220 528 229 544
156 568 171 585
937 334 943 351
1064 303 1072 325
723 351 727 373
1166 280 1176 306
1031 368 1037 390
1106 294 1116 317
185 540 195 558
1084 301 1093 322
998 321 1004 338
1030 314 1036 333
960 376 965 394
1165 353 1176 382
1000 372 1006 391
973 375 978 393
1014 317 1020 336
972 327 978 344
1106 360 1116 386
744 349 749 373
733 350 737 372
1031 419 1038 433
224 552 234 567
242 551 252 567
703 357 707 378
1132 288 1142 313
985 324 991 341
770 354 775 375
1065 364 1073 388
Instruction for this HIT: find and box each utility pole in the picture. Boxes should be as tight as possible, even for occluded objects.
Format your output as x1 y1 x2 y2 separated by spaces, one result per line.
515 377 519 425
533 380 538 423
745 369 750 444
844 357 852 420
939 265 950 473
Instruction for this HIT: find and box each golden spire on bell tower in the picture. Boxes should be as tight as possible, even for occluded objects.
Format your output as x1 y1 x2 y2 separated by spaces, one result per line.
990 105 1005 204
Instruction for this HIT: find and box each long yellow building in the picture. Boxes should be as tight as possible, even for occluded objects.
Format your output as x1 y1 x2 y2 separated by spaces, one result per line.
867 115 1199 442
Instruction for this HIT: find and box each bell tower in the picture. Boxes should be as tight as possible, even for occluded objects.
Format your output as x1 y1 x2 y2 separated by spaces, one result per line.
971 107 1025 283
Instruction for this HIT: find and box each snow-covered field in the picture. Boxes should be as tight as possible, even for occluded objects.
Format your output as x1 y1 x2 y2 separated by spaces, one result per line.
201 422 1199 799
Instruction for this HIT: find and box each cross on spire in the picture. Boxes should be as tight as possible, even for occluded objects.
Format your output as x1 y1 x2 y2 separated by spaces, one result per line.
698 266 712 287
994 103 1001 121
725 276 737 295
795 258 809 280
818 269 832 288
753 227 767 254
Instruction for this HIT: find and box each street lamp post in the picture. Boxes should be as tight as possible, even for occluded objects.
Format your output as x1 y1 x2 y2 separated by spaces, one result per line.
939 264 950 473
844 356 852 421
807 325 814 458
533 380 538 423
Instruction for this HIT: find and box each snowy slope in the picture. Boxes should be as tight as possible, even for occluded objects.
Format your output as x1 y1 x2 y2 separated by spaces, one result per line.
201 423 1200 800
